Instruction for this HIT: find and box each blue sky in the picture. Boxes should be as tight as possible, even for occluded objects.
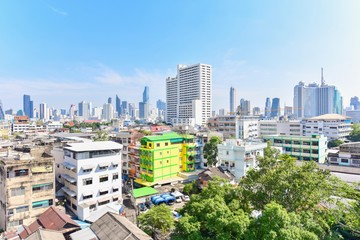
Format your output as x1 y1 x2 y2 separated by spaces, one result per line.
0 0 359 112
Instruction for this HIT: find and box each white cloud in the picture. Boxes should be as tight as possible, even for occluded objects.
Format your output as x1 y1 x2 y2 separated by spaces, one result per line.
50 6 68 16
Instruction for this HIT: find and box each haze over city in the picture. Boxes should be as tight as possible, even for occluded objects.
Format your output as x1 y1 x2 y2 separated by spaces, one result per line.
0 0 359 111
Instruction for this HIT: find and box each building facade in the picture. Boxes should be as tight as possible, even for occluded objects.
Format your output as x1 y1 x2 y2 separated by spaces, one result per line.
328 142 360 167
0 147 55 231
137 133 195 184
208 115 259 140
166 64 212 126
258 120 302 137
61 141 122 221
263 135 328 163
217 139 267 180
301 114 352 141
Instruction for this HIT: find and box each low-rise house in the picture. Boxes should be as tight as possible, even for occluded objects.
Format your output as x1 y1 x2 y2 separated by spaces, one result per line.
18 206 80 239
130 187 158 208
198 167 236 188
24 229 65 240
70 212 152 240
328 142 360 167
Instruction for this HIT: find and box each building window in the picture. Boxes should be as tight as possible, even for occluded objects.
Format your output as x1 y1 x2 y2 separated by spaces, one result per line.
72 203 77 210
98 200 110 206
165 142 169 146
341 159 349 163
83 178 93 185
99 166 108 171
99 175 109 183
90 204 96 209
113 187 119 192
16 206 29 213
32 183 53 192
83 168 92 173
156 143 160 147
113 197 119 202
99 190 109 196
112 164 118 168
11 187 25 197
14 169 29 177
32 199 53 209
113 173 119 180
7 220 23 228
83 194 93 200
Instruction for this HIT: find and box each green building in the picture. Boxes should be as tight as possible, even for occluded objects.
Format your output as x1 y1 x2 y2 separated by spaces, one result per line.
263 134 328 163
136 132 195 184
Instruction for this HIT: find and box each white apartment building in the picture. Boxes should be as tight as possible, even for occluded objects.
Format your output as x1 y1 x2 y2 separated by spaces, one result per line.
301 114 352 141
166 64 212 126
208 115 259 140
217 139 267 180
258 120 302 137
61 141 122 221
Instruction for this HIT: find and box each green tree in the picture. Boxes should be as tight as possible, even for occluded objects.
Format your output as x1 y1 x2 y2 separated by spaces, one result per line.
182 181 199 195
93 131 109 141
137 204 174 239
348 123 360 142
203 136 222 166
327 139 344 148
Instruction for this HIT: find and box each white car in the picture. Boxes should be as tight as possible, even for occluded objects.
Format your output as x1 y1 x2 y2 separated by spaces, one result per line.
182 195 190 202
175 197 182 203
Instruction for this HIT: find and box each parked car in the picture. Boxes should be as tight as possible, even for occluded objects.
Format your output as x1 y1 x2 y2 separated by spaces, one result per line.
182 195 190 202
145 200 154 209
172 211 182 221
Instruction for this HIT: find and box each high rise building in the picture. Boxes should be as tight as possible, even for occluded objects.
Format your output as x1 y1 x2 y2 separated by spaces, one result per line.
116 95 121 117
265 97 271 118
271 98 280 118
108 97 112 104
166 63 212 126
69 104 76 119
5 109 13 115
239 99 251 116
230 87 236 114
156 99 166 111
253 107 261 116
78 101 90 120
128 103 136 118
121 101 128 115
39 103 48 120
0 100 4 120
350 96 360 110
23 95 33 118
143 86 149 103
102 103 114 121
294 69 343 118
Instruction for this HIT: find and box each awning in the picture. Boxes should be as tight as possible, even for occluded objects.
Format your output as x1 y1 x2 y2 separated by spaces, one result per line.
97 196 111 203
31 165 53 173
63 162 76 170
111 162 119 166
82 165 95 170
33 183 52 188
98 162 110 168
62 186 76 197
82 191 93 197
62 174 76 183
99 188 109 193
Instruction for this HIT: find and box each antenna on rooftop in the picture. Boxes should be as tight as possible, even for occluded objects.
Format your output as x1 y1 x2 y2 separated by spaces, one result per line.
321 67 325 86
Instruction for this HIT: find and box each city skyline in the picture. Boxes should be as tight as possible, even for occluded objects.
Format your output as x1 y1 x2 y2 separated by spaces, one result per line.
0 1 359 111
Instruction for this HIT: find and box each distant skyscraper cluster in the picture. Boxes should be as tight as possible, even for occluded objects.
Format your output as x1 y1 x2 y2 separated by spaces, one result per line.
293 69 343 118
166 63 212 126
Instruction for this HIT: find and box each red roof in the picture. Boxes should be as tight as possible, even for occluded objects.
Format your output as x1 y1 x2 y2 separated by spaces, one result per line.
19 207 80 239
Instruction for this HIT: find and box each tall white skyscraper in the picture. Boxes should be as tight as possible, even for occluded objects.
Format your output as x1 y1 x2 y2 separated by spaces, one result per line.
78 101 90 120
294 69 343 118
166 63 212 126
39 103 48 120
230 86 236 114
102 103 114 121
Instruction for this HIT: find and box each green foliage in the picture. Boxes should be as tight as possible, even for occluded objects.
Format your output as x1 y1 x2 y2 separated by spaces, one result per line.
327 139 344 148
173 144 360 239
182 181 199 195
137 204 174 238
93 131 109 141
138 129 152 136
348 123 360 142
203 136 222 166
